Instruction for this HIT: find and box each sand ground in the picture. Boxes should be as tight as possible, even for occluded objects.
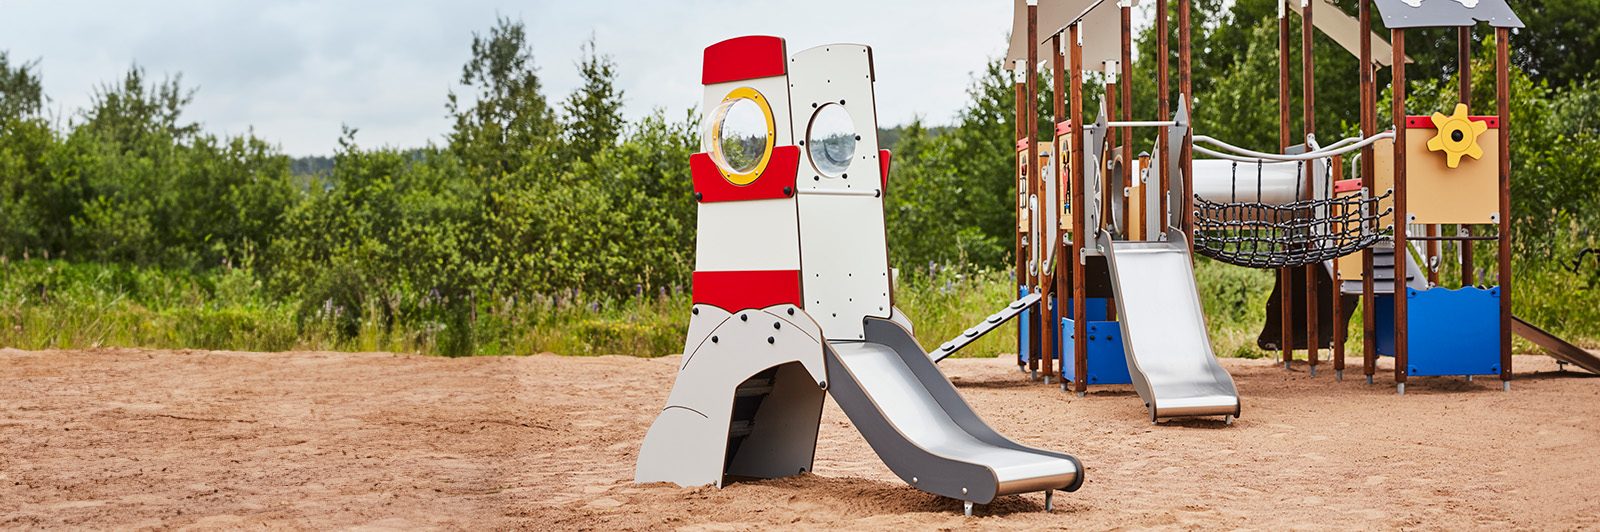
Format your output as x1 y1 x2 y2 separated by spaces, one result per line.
2 347 1598 531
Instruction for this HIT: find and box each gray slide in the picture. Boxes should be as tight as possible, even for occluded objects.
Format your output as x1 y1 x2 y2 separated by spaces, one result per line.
1512 316 1600 375
825 318 1084 510
1099 230 1241 423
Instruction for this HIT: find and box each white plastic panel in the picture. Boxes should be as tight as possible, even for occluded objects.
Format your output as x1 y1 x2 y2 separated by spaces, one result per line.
694 198 801 272
788 44 881 194
787 44 892 341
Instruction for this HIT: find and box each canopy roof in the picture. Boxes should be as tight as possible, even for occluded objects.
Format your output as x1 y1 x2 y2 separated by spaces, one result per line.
1005 0 1131 72
1370 0 1523 29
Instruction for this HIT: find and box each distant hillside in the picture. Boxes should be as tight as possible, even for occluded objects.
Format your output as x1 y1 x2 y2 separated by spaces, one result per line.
290 155 334 176
877 125 948 152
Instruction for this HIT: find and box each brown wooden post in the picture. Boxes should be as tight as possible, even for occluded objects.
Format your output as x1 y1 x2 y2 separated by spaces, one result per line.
1054 35 1070 386
1179 0 1193 236
1046 34 1067 382
1027 3 1043 377
1015 74 1028 370
1279 2 1295 368
1121 1 1134 239
1333 152 1346 376
1393 28 1409 393
1157 0 1170 232
1070 23 1089 394
1302 0 1320 374
1105 79 1119 230
1359 0 1377 383
1497 26 1512 387
1459 27 1475 288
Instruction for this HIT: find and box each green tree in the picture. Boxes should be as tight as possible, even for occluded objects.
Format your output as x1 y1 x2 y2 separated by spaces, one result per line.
446 16 557 177
0 51 44 122
561 36 626 163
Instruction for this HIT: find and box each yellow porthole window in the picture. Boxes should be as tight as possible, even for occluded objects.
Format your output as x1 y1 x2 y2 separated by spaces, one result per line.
710 87 776 185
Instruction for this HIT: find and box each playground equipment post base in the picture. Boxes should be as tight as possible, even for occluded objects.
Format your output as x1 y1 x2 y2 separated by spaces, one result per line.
964 502 974 517
1336 370 1343 381
1398 383 1406 395
1045 489 1055 511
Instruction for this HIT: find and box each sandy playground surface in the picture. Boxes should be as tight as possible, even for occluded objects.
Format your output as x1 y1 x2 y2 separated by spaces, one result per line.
2 347 1599 531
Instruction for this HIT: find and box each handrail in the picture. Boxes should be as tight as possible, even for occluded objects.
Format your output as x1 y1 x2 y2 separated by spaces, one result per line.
1192 132 1394 161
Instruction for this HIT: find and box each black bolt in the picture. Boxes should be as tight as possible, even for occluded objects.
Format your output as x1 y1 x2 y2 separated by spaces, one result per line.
814 176 821 181
783 186 793 196
773 322 782 330
767 336 776 344
692 308 699 315
711 336 719 343
855 135 861 141
1452 130 1465 142
787 308 795 315
740 314 748 321
798 140 805 145
839 99 846 105
693 192 704 201
842 173 848 179
811 102 818 108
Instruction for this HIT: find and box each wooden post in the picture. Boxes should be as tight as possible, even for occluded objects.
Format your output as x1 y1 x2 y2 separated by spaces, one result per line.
1278 2 1295 367
1027 3 1043 376
1393 28 1408 392
1302 0 1319 373
1179 0 1192 236
1015 73 1028 370
1359 0 1377 382
1121 1 1134 240
1070 23 1089 394
1157 0 1170 234
1497 26 1512 387
1105 78 1119 231
1046 34 1067 382
1054 35 1070 385
1459 27 1475 288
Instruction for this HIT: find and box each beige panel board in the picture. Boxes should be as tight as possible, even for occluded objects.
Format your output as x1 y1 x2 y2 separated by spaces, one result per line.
1334 189 1365 281
788 44 892 341
1007 0 1130 71
1373 137 1396 230
694 198 801 272
1283 0 1409 66
1405 129 1498 224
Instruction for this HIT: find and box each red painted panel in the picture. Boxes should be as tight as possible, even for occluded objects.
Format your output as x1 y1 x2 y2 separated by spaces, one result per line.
703 36 787 85
691 146 799 203
1016 137 1030 152
879 149 891 195
692 270 802 312
1405 116 1499 129
1055 121 1073 136
1334 178 1362 193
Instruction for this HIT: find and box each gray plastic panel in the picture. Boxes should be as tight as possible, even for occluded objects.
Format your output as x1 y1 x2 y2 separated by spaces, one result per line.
1371 0 1523 28
931 293 1040 362
1100 231 1241 421
824 318 1083 503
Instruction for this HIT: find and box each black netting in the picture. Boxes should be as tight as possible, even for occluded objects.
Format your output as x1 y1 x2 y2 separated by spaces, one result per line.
1190 160 1392 269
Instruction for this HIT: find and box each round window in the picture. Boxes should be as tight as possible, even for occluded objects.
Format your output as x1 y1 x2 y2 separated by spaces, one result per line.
806 103 856 177
712 97 770 177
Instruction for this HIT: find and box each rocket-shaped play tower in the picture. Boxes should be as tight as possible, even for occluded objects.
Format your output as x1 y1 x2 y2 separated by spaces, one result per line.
635 36 1083 515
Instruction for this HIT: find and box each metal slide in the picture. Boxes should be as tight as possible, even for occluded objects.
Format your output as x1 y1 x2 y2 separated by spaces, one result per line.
1099 230 1242 422
1512 316 1600 375
824 318 1084 509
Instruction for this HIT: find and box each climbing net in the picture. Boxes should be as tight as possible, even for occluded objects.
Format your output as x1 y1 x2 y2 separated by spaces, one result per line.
1189 158 1393 269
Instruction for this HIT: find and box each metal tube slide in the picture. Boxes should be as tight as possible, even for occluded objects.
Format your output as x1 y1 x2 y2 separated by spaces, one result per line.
1099 230 1241 421
825 318 1084 504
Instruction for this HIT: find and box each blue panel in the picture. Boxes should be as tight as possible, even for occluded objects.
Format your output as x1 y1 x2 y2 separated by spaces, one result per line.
1018 286 1031 366
1375 294 1395 358
1060 317 1132 385
1405 287 1502 377
1063 298 1111 322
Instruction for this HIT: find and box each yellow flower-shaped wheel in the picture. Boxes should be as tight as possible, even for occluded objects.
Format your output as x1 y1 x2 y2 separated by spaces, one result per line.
1426 103 1489 168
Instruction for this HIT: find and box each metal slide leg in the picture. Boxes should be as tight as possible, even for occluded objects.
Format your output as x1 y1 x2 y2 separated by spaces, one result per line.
1366 375 1373 385
1503 381 1510 391
1558 361 1568 372
1045 490 1054 512
1466 375 1473 382
1310 365 1317 377
1336 369 1343 381
964 502 974 517
1224 415 1233 425
1397 383 1405 395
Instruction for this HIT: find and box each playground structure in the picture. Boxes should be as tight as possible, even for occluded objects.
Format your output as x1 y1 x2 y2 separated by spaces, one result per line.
635 36 1083 516
1002 0 1597 410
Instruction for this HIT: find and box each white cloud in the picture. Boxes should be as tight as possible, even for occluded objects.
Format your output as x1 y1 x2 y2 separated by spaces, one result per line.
0 1 1011 156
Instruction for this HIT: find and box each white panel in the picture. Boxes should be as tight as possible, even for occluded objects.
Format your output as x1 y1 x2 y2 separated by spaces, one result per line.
788 45 881 194
694 198 801 272
788 44 892 341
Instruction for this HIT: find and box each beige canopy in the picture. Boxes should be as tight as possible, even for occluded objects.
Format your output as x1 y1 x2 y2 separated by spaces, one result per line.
1283 0 1411 66
1004 0 1130 72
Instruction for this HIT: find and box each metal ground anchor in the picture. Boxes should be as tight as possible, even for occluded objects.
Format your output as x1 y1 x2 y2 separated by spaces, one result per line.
1045 489 1054 511
964 502 974 517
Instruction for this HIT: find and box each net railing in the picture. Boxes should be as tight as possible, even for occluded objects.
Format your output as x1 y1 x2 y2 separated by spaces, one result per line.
1189 159 1392 269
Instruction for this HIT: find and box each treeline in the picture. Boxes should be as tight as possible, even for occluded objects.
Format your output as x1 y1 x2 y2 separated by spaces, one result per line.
4 7 1599 355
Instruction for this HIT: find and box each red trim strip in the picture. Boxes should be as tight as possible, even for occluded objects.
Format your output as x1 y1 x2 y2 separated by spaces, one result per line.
1016 138 1030 152
879 149 891 195
703 36 787 85
1056 121 1073 136
1405 115 1499 129
1334 178 1362 193
692 270 802 312
691 146 799 203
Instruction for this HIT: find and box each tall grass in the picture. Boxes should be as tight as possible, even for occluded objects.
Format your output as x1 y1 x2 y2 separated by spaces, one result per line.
4 226 1596 358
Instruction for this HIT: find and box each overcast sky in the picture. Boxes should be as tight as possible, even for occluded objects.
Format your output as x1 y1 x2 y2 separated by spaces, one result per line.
0 1 1019 157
